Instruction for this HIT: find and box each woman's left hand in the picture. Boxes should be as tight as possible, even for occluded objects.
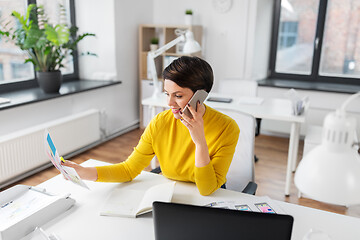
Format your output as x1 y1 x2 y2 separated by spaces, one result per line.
180 101 206 146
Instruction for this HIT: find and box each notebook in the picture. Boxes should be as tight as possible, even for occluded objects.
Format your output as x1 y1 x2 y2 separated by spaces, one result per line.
153 201 294 240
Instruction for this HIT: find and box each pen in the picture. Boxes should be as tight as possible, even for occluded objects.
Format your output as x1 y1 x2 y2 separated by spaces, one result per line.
1 201 13 209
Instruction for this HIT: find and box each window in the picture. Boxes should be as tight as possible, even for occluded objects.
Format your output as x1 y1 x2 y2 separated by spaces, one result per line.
0 0 78 92
11 62 34 80
278 21 298 49
269 0 360 85
0 64 4 81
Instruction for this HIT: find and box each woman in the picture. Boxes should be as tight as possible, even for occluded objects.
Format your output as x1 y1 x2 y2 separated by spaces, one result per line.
63 56 239 196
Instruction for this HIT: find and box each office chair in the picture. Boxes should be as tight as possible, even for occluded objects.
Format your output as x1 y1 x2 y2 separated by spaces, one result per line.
217 109 257 194
218 79 261 162
151 109 257 195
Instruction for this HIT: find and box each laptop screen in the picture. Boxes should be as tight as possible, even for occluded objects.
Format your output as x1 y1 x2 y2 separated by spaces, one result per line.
153 201 294 240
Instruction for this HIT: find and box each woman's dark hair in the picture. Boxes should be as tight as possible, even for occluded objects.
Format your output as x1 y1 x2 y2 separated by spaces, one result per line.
162 56 213 93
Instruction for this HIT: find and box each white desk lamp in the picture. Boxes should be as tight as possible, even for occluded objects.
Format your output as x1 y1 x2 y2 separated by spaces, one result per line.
295 92 360 206
147 30 201 98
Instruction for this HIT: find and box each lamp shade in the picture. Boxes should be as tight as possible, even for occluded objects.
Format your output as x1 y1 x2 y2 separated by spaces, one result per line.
183 31 201 54
295 110 360 206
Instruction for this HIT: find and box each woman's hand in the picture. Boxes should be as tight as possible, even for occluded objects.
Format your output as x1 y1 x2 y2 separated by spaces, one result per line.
180 101 206 146
61 160 98 181
180 102 210 168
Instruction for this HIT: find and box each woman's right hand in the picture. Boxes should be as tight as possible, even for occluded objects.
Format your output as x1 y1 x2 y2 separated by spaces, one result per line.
61 160 98 181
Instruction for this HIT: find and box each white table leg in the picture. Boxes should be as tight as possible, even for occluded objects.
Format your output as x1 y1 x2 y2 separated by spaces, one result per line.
291 123 300 172
285 122 300 196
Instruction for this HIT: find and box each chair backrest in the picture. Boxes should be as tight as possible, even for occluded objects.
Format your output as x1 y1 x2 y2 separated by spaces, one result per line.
219 79 258 97
218 109 256 192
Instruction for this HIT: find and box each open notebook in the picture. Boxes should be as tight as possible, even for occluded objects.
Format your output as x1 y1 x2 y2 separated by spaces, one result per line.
100 181 175 218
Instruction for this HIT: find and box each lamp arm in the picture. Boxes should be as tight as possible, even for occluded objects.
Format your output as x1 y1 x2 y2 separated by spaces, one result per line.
340 91 360 113
147 34 186 98
151 34 185 58
147 53 159 93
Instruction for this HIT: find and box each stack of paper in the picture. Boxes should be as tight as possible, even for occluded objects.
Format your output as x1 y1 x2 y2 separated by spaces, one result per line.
284 88 308 115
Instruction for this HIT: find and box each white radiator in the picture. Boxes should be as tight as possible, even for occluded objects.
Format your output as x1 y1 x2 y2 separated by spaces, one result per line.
0 109 101 187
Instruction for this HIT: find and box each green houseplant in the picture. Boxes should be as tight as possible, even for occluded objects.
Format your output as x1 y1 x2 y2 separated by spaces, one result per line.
150 37 159 51
185 9 193 15
185 9 193 25
150 37 159 45
0 4 95 93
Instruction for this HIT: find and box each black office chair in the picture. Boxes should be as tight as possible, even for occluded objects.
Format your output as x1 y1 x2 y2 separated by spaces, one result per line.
254 118 262 162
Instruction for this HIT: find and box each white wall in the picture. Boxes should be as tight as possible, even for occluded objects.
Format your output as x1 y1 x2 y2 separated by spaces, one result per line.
0 85 133 137
1 0 153 141
153 0 249 91
76 0 117 79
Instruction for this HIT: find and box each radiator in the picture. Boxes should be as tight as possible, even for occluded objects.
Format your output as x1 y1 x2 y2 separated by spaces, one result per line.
0 109 101 187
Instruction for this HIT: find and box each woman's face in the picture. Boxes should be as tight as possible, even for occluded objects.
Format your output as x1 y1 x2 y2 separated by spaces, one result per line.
164 79 194 119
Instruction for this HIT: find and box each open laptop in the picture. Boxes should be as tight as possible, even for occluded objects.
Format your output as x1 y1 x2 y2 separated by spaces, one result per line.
153 201 294 240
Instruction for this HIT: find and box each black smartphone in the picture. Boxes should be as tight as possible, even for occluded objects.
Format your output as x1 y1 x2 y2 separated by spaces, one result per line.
183 90 208 118
206 97 232 103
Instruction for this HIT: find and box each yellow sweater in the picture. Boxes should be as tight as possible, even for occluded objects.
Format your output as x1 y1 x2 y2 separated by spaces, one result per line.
96 105 240 195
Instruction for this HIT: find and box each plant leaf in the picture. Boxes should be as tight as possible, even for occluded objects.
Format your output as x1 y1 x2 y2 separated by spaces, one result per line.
45 24 69 46
23 27 44 49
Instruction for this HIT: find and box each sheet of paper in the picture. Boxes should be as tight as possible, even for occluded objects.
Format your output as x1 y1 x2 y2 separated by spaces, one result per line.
44 129 89 190
0 97 10 105
237 97 264 105
0 189 62 229
100 181 175 218
101 189 144 217
204 196 286 214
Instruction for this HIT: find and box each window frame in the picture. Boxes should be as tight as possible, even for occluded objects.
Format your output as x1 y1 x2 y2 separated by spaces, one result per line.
268 0 360 86
0 0 79 94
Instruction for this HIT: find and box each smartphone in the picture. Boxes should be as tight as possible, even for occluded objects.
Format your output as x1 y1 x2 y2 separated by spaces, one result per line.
255 202 276 214
183 90 208 118
207 97 232 103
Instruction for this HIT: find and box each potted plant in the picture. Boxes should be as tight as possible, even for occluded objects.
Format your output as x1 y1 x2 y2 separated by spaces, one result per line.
185 9 193 25
150 37 159 51
0 4 95 93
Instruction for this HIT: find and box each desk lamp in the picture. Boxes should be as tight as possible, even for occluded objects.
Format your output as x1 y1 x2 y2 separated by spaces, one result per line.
295 92 360 206
147 30 201 98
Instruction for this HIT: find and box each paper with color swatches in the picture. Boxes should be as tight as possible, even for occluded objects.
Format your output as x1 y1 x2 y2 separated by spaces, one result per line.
44 129 89 190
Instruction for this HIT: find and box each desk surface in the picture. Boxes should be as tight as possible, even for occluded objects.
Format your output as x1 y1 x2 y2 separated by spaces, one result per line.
142 93 305 123
34 160 360 240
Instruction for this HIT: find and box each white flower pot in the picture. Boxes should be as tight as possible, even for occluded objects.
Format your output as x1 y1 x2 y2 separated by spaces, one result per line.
150 44 158 51
185 15 192 25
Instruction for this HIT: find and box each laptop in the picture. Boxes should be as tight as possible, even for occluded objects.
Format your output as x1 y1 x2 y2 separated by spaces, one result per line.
153 201 294 240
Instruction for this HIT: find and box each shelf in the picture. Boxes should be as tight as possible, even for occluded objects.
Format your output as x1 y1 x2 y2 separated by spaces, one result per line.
138 24 203 127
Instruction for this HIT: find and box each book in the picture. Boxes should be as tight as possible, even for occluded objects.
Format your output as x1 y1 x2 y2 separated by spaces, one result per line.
100 181 176 218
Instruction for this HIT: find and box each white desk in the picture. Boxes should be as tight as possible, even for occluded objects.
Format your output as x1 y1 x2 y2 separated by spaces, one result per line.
142 93 306 196
31 160 359 240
